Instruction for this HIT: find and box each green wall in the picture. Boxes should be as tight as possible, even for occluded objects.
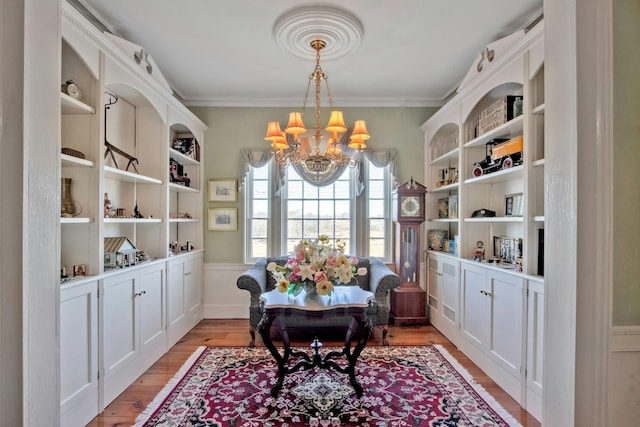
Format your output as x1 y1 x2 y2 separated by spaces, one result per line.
613 0 640 325
189 106 437 264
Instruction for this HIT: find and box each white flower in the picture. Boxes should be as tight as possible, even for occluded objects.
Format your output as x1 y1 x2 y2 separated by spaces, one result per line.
298 263 315 282
266 261 277 272
336 263 354 284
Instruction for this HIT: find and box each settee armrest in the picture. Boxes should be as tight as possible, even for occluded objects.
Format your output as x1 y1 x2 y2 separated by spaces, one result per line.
368 257 400 302
236 258 268 306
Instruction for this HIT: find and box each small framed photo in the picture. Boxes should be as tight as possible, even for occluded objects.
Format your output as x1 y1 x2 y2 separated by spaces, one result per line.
505 192 523 216
448 194 458 219
438 198 449 219
427 229 449 251
208 179 237 202
208 208 238 231
73 264 86 277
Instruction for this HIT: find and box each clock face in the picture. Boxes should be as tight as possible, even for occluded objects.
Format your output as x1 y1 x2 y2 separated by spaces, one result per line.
67 83 82 100
400 196 420 217
63 80 83 100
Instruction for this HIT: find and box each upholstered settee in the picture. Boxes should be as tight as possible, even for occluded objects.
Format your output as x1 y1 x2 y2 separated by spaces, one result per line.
237 256 400 347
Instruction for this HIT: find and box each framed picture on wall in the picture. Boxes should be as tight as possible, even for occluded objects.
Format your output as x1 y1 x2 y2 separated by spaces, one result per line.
208 179 237 202
208 208 237 231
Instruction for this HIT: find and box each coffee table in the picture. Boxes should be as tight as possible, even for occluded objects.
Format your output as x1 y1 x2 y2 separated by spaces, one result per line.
257 286 374 398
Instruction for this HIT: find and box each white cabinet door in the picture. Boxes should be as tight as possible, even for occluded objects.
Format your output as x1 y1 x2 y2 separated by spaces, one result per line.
167 257 187 348
426 256 440 327
427 254 460 345
487 269 524 377
102 271 137 378
60 281 99 427
102 270 138 406
186 253 203 326
526 279 544 420
440 257 459 338
460 263 488 349
138 264 165 357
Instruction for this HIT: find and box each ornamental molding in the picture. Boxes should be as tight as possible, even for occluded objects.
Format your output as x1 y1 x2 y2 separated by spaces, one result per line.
273 5 364 61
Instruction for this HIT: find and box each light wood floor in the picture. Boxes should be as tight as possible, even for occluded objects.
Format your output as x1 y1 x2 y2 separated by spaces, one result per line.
87 319 541 426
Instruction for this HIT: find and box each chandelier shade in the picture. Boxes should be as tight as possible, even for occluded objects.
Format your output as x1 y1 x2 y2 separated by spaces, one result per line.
265 38 370 182
264 121 288 151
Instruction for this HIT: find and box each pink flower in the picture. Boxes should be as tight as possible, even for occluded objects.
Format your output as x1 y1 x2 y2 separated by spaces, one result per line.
314 271 328 283
350 256 359 265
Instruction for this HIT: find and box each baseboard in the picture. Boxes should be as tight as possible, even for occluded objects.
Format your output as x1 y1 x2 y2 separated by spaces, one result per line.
204 304 247 319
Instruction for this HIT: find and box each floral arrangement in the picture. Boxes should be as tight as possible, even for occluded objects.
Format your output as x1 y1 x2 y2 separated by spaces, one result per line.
267 235 367 297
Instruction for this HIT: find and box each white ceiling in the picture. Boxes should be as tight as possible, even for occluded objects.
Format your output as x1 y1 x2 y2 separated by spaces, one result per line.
76 0 542 107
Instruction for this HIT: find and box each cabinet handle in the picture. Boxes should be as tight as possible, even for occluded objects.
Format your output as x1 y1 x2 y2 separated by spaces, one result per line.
134 291 141 297
480 290 485 295
485 291 492 297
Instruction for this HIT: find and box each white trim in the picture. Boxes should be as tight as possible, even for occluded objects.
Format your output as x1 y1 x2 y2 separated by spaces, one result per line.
184 96 445 108
591 0 614 423
611 326 640 352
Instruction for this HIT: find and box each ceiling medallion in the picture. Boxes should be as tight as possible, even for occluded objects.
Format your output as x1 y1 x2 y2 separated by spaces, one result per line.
273 4 364 61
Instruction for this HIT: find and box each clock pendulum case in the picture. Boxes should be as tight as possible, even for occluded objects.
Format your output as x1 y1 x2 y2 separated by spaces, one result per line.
391 177 428 325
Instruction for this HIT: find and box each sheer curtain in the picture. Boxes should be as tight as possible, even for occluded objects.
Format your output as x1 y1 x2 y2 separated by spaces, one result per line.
239 145 398 196
238 148 272 193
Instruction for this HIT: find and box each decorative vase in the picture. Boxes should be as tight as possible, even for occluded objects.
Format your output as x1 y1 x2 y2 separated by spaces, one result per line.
306 284 318 296
61 178 78 217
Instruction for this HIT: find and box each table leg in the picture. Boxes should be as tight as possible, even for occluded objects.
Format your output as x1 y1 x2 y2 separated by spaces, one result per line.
257 313 289 397
346 312 373 398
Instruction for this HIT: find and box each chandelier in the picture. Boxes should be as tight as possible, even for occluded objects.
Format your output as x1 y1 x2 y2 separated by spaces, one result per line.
265 39 370 178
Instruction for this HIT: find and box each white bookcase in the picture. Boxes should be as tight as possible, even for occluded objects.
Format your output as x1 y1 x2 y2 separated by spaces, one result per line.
59 2 207 425
422 21 545 420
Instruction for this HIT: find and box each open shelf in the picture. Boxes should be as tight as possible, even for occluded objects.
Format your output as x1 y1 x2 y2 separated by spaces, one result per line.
429 218 459 223
429 182 459 193
169 183 199 193
104 166 162 185
61 217 94 224
169 148 199 166
61 93 95 114
168 218 200 223
463 165 523 185
464 115 524 149
430 148 460 166
464 216 524 223
532 103 545 115
103 218 163 224
61 153 94 168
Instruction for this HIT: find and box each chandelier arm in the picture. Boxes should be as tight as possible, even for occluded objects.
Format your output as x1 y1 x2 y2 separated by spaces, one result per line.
303 75 312 112
324 76 335 109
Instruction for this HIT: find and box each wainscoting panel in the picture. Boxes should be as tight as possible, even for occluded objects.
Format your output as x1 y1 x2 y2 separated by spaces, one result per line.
608 326 640 426
203 263 251 319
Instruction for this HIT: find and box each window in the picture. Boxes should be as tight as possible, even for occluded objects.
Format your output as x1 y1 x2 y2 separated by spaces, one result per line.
245 158 393 263
246 162 270 259
367 162 389 258
283 167 353 254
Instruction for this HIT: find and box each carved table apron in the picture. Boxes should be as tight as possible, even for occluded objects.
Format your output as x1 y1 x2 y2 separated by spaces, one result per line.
257 287 374 398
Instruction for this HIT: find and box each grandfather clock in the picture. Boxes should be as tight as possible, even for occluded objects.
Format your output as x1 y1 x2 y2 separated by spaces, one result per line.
391 177 428 325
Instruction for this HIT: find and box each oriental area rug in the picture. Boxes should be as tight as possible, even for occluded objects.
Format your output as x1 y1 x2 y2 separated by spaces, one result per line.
134 345 522 427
